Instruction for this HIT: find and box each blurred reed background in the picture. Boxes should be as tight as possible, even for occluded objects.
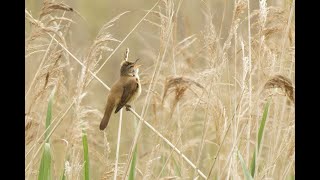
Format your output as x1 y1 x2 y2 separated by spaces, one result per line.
25 0 295 179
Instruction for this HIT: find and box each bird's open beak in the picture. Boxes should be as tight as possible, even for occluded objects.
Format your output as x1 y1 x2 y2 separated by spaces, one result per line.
134 58 141 68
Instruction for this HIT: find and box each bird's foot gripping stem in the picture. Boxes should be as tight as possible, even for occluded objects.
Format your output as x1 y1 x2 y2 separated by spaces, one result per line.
125 104 132 111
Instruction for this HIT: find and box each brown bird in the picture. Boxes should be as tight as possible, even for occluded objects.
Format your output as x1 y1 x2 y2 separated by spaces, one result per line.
99 58 141 130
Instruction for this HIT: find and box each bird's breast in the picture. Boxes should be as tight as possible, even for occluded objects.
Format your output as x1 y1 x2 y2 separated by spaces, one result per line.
129 77 141 102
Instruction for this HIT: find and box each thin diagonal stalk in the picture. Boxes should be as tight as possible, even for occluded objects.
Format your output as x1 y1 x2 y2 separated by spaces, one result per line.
127 107 208 179
156 89 208 180
48 34 110 90
26 50 47 58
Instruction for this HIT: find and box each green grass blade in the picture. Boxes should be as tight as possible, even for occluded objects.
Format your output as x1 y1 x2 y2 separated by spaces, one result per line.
38 88 55 180
238 151 253 180
257 100 270 150
250 150 256 177
250 100 270 177
128 145 138 180
38 143 52 180
45 87 56 142
82 130 90 180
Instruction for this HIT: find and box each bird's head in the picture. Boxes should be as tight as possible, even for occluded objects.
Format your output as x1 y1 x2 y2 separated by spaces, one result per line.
120 58 141 77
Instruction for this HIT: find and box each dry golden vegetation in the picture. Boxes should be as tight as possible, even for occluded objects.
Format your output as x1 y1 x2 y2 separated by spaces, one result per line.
25 0 295 179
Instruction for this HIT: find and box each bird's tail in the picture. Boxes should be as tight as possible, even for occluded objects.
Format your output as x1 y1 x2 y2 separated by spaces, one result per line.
100 100 115 130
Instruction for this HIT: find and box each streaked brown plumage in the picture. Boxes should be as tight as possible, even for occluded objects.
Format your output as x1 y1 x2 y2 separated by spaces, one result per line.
99 59 141 130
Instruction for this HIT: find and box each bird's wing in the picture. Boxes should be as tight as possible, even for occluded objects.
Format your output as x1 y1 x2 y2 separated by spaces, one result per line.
114 79 138 113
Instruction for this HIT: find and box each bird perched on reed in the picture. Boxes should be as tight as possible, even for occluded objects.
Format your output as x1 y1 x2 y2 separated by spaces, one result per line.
100 49 141 130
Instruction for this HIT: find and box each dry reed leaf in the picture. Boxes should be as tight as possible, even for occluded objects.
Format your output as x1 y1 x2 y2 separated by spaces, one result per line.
144 18 162 28
264 75 294 103
175 34 197 56
145 10 168 21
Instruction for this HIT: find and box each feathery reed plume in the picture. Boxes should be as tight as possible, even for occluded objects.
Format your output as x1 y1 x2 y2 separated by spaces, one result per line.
40 0 73 19
162 76 204 101
263 75 294 103
162 76 204 117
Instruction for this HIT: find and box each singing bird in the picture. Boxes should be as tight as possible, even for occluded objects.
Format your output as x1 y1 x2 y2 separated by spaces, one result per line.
99 58 141 130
